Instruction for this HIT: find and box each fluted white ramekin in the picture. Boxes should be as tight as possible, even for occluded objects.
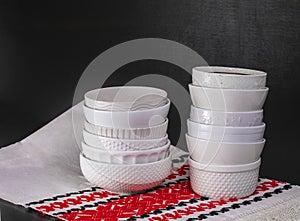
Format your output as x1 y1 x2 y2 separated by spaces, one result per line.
83 129 168 150
84 119 168 139
81 140 170 164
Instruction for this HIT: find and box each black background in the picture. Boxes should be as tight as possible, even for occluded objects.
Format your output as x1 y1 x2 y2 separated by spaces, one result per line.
0 1 299 220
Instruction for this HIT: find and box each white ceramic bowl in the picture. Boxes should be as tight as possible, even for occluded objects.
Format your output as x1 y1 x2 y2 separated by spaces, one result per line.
80 152 172 193
84 119 168 139
187 119 265 143
189 84 269 112
81 140 170 164
189 157 260 199
190 105 264 126
83 129 168 151
83 98 170 128
192 66 267 89
85 86 168 111
186 134 265 165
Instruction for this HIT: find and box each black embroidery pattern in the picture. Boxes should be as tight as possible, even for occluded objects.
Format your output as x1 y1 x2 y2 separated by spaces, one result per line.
25 187 103 206
172 154 189 164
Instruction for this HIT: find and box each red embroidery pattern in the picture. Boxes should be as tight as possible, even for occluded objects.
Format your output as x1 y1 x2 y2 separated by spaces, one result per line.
252 180 286 194
31 165 190 215
58 180 285 221
59 180 197 221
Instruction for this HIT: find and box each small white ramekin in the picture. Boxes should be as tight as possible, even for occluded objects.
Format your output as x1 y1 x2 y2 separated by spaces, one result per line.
85 86 168 111
80 152 172 193
83 129 168 151
81 140 170 164
192 66 267 89
189 157 261 199
83 99 170 128
186 134 265 165
187 119 265 143
84 119 168 139
190 105 263 127
189 84 269 112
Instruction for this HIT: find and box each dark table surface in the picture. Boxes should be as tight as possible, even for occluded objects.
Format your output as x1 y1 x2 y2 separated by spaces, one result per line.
0 199 56 221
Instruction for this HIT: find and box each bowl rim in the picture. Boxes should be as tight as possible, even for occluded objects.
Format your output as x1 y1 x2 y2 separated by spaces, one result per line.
189 156 261 172
85 86 167 103
190 105 264 115
83 98 170 114
84 118 169 132
186 133 266 145
80 151 172 167
192 66 267 77
187 118 266 131
189 83 269 92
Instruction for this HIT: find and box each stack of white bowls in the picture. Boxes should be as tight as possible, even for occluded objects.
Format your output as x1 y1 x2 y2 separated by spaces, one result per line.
186 66 269 199
80 86 172 193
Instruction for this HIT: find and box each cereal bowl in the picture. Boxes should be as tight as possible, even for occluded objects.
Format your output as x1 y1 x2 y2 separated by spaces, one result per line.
83 98 170 128
80 152 172 193
187 119 265 143
192 66 267 89
186 134 265 165
85 86 167 111
189 84 269 112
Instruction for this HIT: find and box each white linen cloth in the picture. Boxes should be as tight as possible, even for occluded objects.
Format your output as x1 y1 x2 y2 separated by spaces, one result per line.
0 103 89 204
